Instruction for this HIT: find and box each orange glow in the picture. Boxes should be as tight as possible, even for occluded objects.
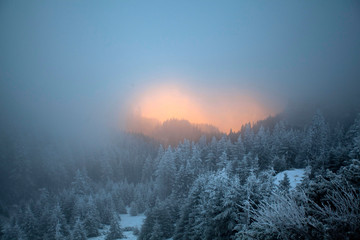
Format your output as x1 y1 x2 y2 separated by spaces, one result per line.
136 85 206 124
128 83 282 133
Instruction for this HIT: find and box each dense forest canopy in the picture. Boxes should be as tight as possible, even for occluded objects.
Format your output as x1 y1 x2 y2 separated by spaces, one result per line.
0 110 360 239
1 1 360 239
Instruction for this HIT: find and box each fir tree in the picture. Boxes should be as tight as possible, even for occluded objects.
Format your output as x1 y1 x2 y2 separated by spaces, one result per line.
55 221 64 240
19 205 39 240
83 196 100 237
130 201 138 216
155 146 176 199
150 220 165 240
48 203 70 240
273 155 287 173
106 215 123 240
279 173 291 193
72 169 91 196
72 218 87 240
2 220 27 240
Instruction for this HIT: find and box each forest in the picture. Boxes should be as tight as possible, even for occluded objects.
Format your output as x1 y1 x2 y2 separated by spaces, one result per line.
1 0 360 239
0 110 359 240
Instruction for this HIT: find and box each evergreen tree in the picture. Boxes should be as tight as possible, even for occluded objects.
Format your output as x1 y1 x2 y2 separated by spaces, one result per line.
72 218 87 240
106 215 124 240
133 183 149 214
140 201 175 239
2 220 27 240
347 113 360 158
173 175 207 240
47 203 70 240
243 123 255 153
72 169 91 196
150 220 165 240
55 221 64 240
217 151 228 169
130 201 138 216
95 192 115 225
279 173 291 193
141 155 154 182
19 205 39 240
273 155 287 173
83 196 100 237
349 117 360 160
205 150 216 171
189 143 202 175
217 136 228 159
306 110 330 171
138 209 156 240
253 126 272 170
100 157 113 183
110 184 127 214
155 146 176 200
175 171 242 240
236 135 245 160
173 164 192 199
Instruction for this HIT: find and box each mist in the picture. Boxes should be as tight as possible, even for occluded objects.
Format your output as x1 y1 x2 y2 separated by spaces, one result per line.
1 1 360 239
1 0 359 141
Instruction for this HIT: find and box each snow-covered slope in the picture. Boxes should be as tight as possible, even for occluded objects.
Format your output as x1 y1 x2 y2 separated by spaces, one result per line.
274 169 305 189
89 211 145 240
119 213 145 229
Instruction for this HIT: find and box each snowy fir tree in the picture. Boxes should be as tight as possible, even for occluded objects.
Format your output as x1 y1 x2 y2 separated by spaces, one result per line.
279 172 291 193
106 214 124 240
129 201 138 216
72 218 87 240
1 111 360 239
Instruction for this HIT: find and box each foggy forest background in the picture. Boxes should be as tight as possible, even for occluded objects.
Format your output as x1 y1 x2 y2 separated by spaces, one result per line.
1 110 360 239
1 1 360 240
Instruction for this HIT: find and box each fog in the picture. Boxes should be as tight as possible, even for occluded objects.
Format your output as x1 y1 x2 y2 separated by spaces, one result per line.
2 2 360 239
1 0 360 139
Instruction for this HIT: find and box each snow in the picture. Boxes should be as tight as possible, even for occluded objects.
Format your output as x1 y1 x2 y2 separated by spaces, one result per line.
89 210 145 240
274 169 305 189
123 231 138 240
119 212 145 229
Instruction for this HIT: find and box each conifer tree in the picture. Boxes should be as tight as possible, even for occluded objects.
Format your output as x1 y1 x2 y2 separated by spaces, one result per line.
130 201 138 216
72 169 91 196
106 214 123 240
83 196 100 237
150 220 165 240
48 203 70 240
155 147 176 199
19 205 38 240
2 220 27 240
279 173 291 193
72 218 87 240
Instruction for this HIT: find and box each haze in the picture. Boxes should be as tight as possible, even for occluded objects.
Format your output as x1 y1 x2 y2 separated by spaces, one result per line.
1 0 360 138
129 83 282 132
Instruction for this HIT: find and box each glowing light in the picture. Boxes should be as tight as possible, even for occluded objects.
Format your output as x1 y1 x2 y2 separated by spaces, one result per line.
128 83 282 133
136 85 206 124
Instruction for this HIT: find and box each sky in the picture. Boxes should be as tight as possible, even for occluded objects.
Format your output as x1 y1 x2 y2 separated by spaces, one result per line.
1 0 360 136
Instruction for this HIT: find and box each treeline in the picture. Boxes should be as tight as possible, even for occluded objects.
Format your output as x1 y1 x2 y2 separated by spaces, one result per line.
0 168 155 239
138 111 360 240
0 131 159 239
0 111 359 239
0 132 158 205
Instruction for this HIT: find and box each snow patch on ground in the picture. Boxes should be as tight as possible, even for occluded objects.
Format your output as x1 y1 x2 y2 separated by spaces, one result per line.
89 211 145 240
123 231 139 240
120 213 145 229
88 225 110 240
274 169 305 189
